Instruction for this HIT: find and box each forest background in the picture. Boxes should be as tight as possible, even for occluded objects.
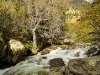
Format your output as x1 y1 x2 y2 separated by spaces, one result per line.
0 0 100 48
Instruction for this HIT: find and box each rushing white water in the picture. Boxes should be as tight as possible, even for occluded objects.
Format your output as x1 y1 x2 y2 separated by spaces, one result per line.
0 45 90 75
85 0 94 4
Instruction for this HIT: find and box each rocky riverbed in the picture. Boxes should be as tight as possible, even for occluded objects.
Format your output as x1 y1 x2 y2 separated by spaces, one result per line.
0 36 100 75
1 42 100 75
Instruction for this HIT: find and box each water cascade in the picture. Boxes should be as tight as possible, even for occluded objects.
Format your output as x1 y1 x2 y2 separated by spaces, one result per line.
0 44 90 75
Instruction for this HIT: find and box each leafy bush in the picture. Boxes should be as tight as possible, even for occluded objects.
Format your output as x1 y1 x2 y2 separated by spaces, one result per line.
64 0 100 42
0 0 26 41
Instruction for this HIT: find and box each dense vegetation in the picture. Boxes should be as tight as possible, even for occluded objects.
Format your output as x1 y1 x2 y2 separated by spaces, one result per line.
79 0 100 41
0 0 100 44
0 0 26 41
65 0 100 42
0 0 66 43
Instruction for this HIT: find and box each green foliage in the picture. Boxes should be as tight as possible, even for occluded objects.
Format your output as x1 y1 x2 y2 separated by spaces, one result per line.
79 0 100 41
64 9 79 40
74 22 94 41
24 42 37 54
0 0 26 40
65 0 100 42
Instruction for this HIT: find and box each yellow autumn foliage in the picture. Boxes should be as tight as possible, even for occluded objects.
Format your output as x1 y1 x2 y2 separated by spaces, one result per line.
0 0 26 30
64 0 100 42
67 17 78 23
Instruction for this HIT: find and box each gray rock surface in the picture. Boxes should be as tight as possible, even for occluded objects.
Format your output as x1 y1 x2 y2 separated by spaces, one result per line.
67 56 100 75
49 58 65 67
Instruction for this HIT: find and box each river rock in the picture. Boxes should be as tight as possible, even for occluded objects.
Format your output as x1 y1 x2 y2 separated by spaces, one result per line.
49 58 65 67
49 66 66 75
12 49 33 64
9 39 25 51
63 39 75 45
67 56 100 75
86 46 100 56
0 38 33 68
96 46 100 55
9 39 33 64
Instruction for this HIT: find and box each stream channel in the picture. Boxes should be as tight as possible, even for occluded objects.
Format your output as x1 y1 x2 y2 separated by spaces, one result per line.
0 43 91 75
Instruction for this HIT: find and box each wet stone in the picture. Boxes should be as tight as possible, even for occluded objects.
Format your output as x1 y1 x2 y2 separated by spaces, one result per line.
49 58 65 67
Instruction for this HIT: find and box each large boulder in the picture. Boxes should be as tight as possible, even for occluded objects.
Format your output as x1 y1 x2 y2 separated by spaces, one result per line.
67 56 100 75
0 39 33 68
49 58 65 67
86 46 100 56
9 39 33 64
9 39 25 51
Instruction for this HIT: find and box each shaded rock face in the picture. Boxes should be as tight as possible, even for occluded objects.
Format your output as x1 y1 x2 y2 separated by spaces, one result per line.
67 56 100 75
0 37 13 68
86 46 100 56
0 38 33 68
49 58 65 67
96 46 100 55
12 49 33 64
8 39 33 65
9 40 33 65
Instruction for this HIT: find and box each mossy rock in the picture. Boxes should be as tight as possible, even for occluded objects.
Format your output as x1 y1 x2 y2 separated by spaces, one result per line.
50 66 62 71
24 42 37 54
37 71 49 75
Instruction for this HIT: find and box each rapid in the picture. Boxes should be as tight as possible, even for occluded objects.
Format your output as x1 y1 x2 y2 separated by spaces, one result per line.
0 43 91 75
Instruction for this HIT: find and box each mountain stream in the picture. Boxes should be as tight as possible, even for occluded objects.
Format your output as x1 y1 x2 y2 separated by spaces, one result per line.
0 43 91 75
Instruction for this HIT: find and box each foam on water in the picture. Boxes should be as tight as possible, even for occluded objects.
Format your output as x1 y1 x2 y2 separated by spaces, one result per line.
0 45 90 75
85 0 94 4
